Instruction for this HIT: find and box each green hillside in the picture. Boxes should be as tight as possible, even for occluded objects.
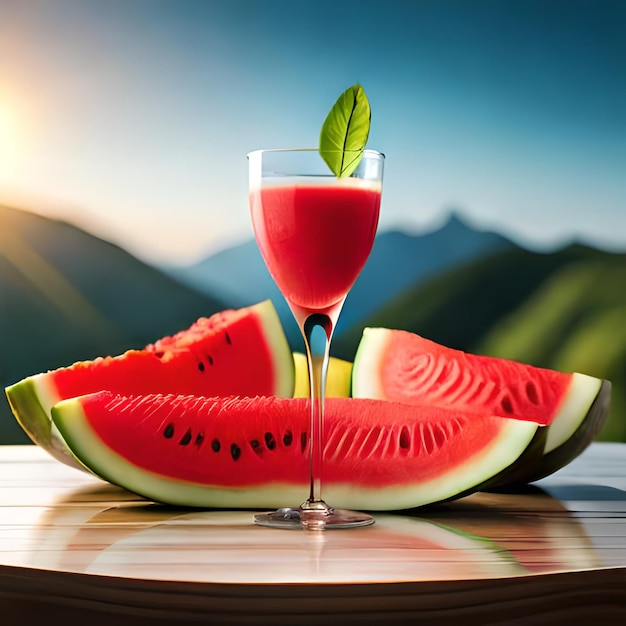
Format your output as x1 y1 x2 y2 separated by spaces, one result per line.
1 205 226 444
334 244 626 442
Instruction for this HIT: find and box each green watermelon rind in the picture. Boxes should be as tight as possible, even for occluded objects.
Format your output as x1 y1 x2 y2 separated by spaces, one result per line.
256 300 296 398
486 379 612 488
5 376 51 447
5 375 81 469
5 299 294 470
50 393 538 511
541 373 602 453
482 371 607 489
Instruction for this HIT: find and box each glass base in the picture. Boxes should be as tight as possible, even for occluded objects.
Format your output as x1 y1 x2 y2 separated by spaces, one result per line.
254 504 375 530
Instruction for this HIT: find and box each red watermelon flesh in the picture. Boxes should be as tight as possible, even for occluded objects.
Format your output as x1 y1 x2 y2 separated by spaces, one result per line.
46 300 292 398
5 300 294 467
352 328 602 427
50 392 538 511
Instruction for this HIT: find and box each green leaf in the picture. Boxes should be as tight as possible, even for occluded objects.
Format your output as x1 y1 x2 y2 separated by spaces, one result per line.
319 84 371 177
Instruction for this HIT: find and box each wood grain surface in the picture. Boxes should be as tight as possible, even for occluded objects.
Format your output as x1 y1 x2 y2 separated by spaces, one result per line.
0 443 624 624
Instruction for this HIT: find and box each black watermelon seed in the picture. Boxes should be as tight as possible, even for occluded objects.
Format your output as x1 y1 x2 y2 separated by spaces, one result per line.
163 424 175 439
264 432 276 450
198 361 205 372
195 433 205 447
154 350 164 359
250 439 263 456
211 438 221 452
179 429 192 446
225 332 232 345
526 381 539 404
231 443 241 461
399 426 411 449
283 430 293 446
501 395 514 413
207 354 214 365
300 432 308 452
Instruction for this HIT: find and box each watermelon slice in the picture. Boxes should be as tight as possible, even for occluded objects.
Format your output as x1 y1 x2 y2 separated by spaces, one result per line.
50 392 538 510
351 327 611 485
5 300 294 468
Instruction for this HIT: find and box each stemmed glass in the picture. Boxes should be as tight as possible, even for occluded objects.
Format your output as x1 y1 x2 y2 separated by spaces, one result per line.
248 148 384 530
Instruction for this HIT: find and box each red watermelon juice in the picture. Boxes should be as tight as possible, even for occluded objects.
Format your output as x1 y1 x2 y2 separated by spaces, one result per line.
250 179 381 320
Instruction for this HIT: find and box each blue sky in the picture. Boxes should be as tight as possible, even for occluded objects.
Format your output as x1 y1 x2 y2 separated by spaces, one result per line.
0 0 624 264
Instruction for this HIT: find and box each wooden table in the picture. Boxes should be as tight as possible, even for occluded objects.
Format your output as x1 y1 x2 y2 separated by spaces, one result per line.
0 443 624 625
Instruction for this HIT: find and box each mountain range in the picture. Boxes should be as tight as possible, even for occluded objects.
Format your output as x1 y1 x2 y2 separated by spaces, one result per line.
1 204 624 444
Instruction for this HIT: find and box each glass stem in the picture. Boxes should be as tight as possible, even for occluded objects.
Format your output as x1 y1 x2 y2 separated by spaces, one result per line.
302 313 333 508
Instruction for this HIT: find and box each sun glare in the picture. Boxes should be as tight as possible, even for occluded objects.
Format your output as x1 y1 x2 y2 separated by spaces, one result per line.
0 100 20 180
